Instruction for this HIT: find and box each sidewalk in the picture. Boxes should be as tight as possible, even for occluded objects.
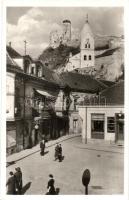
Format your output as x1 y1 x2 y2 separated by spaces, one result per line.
7 133 81 165
7 134 124 166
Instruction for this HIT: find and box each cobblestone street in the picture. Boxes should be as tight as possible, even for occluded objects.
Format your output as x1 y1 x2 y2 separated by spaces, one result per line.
6 136 124 195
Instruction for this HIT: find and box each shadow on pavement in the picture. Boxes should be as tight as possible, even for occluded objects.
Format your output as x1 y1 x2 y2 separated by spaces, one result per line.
21 182 32 194
55 187 60 194
91 185 103 189
45 187 60 195
40 150 49 156
6 161 16 167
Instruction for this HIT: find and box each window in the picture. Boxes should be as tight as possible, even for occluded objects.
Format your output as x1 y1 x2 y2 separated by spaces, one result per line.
107 117 115 132
89 55 91 60
84 55 87 60
73 119 78 129
91 114 105 139
85 44 87 48
31 67 35 74
88 44 90 48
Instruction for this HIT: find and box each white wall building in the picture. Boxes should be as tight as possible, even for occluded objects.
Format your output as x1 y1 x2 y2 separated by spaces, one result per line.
79 105 124 143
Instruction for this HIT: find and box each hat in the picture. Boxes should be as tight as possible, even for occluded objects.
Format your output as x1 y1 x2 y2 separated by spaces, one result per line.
49 174 53 178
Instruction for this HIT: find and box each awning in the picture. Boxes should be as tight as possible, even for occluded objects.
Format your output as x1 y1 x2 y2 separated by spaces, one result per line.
36 89 55 98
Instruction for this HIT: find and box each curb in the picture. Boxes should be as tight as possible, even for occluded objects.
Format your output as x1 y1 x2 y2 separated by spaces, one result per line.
7 134 81 166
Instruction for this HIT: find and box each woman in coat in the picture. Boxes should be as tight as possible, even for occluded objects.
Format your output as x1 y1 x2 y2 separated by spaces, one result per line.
47 174 56 195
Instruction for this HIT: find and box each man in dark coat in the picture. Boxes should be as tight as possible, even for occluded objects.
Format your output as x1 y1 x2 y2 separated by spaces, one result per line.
54 143 59 161
46 174 56 195
14 167 23 194
40 139 45 156
6 171 16 194
58 144 62 162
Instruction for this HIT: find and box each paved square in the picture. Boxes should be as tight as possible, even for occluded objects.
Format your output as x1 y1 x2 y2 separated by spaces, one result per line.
6 137 124 194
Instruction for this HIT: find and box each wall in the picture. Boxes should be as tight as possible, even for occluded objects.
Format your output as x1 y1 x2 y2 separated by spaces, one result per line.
79 106 124 142
6 72 15 120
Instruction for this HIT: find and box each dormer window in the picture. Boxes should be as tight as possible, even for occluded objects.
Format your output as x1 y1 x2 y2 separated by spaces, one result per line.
24 59 30 73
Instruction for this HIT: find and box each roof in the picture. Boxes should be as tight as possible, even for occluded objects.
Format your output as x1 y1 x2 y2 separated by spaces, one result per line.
59 72 107 93
42 66 60 84
101 81 124 105
6 45 22 58
98 79 115 87
81 21 93 37
7 53 23 73
95 47 120 58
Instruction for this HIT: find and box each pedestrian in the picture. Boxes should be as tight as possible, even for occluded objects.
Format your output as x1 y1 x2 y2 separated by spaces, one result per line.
58 144 62 162
40 139 45 156
54 143 59 161
46 174 56 195
14 167 23 194
6 171 16 195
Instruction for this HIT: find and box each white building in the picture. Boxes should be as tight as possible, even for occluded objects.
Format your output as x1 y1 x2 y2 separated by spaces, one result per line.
78 81 124 143
65 16 95 72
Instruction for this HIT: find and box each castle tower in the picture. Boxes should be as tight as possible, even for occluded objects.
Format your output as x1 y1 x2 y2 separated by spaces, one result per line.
62 19 71 43
80 15 95 68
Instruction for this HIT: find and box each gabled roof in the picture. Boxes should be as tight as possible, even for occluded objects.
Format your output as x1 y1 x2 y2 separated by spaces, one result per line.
101 81 124 105
59 72 107 93
7 53 23 73
6 45 22 58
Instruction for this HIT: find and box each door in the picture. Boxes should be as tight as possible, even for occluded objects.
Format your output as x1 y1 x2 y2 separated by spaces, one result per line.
117 121 124 140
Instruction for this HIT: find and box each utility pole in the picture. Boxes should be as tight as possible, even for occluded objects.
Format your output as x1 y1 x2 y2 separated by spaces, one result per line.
24 40 27 55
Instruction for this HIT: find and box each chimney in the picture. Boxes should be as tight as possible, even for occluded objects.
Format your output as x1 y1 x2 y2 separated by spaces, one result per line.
9 42 12 47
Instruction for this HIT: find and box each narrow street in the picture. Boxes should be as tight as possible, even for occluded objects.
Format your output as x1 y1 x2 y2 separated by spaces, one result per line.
6 136 124 195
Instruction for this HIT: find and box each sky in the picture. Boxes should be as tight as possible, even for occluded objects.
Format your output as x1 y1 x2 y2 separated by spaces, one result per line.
7 7 124 58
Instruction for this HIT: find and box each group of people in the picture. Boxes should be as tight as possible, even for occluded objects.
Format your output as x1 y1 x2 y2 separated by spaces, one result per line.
54 143 63 162
6 167 23 195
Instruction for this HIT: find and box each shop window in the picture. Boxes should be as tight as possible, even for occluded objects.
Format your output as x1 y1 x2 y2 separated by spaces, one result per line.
91 114 105 133
107 117 115 132
84 55 87 60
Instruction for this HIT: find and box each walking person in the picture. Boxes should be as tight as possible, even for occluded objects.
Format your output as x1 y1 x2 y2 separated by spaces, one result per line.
58 144 62 162
54 143 59 161
46 174 56 195
14 167 23 194
40 139 46 156
6 171 16 195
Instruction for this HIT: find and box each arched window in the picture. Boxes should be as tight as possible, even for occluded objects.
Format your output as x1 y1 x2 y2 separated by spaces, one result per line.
88 44 90 48
85 44 87 48
84 55 87 60
89 55 91 60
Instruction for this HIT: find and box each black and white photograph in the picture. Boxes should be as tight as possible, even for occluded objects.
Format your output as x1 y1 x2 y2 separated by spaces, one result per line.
1 1 128 198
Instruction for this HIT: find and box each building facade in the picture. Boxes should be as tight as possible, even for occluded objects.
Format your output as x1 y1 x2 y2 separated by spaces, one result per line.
78 81 124 143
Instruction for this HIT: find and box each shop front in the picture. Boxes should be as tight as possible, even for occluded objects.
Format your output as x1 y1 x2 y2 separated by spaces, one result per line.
78 106 124 143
